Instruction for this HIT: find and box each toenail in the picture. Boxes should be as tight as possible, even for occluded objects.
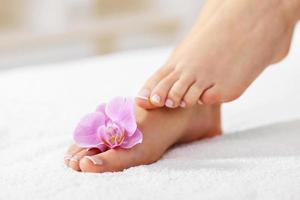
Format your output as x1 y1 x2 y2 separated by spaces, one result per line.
70 156 80 162
165 99 174 108
197 100 203 105
64 155 73 161
84 156 103 165
180 101 186 108
136 89 150 100
150 94 161 104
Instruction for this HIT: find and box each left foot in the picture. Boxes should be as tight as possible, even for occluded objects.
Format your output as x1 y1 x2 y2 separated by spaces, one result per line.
64 103 221 173
136 0 298 109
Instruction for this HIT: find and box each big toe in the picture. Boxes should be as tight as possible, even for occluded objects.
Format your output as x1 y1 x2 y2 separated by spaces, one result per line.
80 145 159 173
64 144 85 166
68 148 101 171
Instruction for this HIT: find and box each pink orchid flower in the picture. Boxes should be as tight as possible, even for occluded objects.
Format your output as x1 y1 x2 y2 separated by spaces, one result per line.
73 97 143 151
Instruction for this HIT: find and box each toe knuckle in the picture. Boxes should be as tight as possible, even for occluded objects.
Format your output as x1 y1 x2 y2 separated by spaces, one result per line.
145 79 156 89
163 62 175 69
171 69 181 78
169 90 182 101
194 80 207 90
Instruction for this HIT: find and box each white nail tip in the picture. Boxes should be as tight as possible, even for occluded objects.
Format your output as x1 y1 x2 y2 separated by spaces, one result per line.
85 156 103 165
135 95 149 100
151 94 160 104
137 89 150 98
165 99 174 108
64 155 72 160
70 156 80 162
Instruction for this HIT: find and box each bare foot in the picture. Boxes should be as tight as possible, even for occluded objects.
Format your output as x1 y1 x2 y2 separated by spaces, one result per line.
64 104 221 173
136 0 299 109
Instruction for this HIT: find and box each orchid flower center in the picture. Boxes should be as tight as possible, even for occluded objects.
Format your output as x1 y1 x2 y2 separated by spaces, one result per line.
99 122 125 147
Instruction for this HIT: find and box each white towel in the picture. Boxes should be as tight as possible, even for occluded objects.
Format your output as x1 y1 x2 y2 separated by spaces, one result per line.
0 25 300 200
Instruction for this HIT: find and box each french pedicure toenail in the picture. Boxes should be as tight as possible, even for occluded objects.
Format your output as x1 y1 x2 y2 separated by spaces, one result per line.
136 89 150 100
150 94 161 104
64 155 73 161
70 156 80 162
165 99 174 108
180 101 186 108
197 100 203 105
85 156 103 165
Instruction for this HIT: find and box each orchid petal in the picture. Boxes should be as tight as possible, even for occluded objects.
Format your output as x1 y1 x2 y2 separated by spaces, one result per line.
97 125 112 146
96 103 106 113
120 128 143 149
105 97 137 136
73 112 105 147
96 144 108 152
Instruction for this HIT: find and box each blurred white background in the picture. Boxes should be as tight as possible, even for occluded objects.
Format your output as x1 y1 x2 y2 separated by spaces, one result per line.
0 0 204 69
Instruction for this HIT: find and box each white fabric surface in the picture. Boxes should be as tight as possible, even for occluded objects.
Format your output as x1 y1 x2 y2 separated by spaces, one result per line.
0 26 300 200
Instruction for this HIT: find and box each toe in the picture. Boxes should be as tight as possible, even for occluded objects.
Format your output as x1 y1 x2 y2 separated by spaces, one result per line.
166 75 194 108
136 66 172 109
64 144 84 166
80 145 157 173
182 82 206 107
68 148 100 171
200 86 221 105
149 72 179 107
135 97 156 109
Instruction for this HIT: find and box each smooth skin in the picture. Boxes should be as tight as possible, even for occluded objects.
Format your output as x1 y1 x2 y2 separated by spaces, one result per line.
136 0 300 109
65 0 300 173
65 104 221 172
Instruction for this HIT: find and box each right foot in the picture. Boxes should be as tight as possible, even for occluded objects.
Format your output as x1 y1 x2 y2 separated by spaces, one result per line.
136 0 299 109
64 103 221 173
